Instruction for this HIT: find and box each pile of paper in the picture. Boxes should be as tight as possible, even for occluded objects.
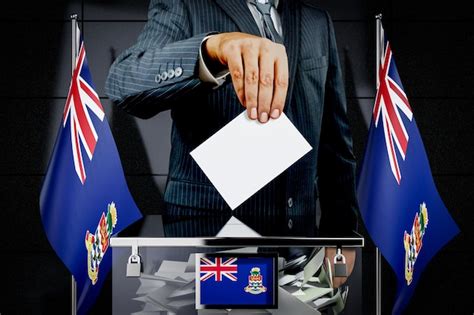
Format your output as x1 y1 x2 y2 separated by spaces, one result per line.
128 252 197 314
130 247 348 315
279 248 349 314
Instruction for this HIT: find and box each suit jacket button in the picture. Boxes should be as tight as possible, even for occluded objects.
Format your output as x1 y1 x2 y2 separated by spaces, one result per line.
175 66 183 77
161 71 168 81
154 74 162 83
288 218 293 230
167 69 175 79
287 197 293 208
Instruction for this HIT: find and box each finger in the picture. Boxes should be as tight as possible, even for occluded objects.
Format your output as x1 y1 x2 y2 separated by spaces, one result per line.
242 41 259 120
257 42 274 123
270 45 289 119
226 44 245 107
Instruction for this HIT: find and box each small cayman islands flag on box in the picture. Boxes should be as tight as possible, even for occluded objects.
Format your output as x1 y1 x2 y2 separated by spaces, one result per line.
196 254 277 309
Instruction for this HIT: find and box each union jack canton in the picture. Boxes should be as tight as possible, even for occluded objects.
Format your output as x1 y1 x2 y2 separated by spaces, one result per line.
373 30 413 184
200 257 238 282
63 32 105 184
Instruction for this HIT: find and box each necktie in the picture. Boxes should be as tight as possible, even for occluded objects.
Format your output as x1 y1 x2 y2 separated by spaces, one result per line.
249 0 283 44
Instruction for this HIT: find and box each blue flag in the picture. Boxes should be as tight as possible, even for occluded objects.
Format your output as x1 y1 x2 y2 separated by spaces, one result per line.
197 255 277 308
40 26 142 314
357 24 459 314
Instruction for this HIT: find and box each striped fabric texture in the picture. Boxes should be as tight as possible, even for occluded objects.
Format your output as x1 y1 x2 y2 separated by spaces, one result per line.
106 0 359 236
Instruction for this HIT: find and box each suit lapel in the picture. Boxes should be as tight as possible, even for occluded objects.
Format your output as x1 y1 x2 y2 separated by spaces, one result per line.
214 0 262 37
280 0 301 111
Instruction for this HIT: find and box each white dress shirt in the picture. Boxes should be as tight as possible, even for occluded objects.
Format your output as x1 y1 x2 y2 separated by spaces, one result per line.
199 0 283 87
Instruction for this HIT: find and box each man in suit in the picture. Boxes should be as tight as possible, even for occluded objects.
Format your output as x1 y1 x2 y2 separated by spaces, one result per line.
106 0 359 287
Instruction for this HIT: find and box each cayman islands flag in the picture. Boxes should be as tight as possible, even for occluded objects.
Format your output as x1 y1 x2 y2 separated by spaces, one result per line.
196 254 277 308
40 26 142 314
357 23 459 314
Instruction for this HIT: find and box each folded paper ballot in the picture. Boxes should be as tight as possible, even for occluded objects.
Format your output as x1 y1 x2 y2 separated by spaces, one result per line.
297 287 334 303
191 112 312 210
303 248 325 285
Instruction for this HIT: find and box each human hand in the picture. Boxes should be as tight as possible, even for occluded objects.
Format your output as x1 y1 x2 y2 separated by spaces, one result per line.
324 248 356 288
204 32 289 123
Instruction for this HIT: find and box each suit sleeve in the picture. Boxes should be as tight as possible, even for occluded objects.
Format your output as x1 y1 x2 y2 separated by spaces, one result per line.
105 0 215 119
317 12 359 236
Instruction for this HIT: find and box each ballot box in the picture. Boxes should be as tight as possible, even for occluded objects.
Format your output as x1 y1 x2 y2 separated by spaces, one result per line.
110 215 364 315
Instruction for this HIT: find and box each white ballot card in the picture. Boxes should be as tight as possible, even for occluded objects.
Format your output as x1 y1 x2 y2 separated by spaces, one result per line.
191 111 312 210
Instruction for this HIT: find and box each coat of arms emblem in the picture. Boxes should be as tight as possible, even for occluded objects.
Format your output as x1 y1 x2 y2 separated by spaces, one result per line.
244 267 267 294
85 202 117 285
404 203 429 285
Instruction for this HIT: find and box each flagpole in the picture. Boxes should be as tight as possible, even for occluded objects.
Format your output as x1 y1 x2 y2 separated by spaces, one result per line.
375 13 383 315
70 14 78 315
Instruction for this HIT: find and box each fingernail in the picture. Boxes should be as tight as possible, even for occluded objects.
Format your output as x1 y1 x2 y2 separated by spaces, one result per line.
250 108 258 119
270 109 280 119
260 112 268 123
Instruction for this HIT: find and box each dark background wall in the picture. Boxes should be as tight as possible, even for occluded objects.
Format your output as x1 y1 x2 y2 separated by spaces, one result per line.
1 0 473 314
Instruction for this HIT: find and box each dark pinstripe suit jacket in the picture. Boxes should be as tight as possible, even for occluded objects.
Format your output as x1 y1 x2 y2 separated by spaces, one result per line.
105 0 359 236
